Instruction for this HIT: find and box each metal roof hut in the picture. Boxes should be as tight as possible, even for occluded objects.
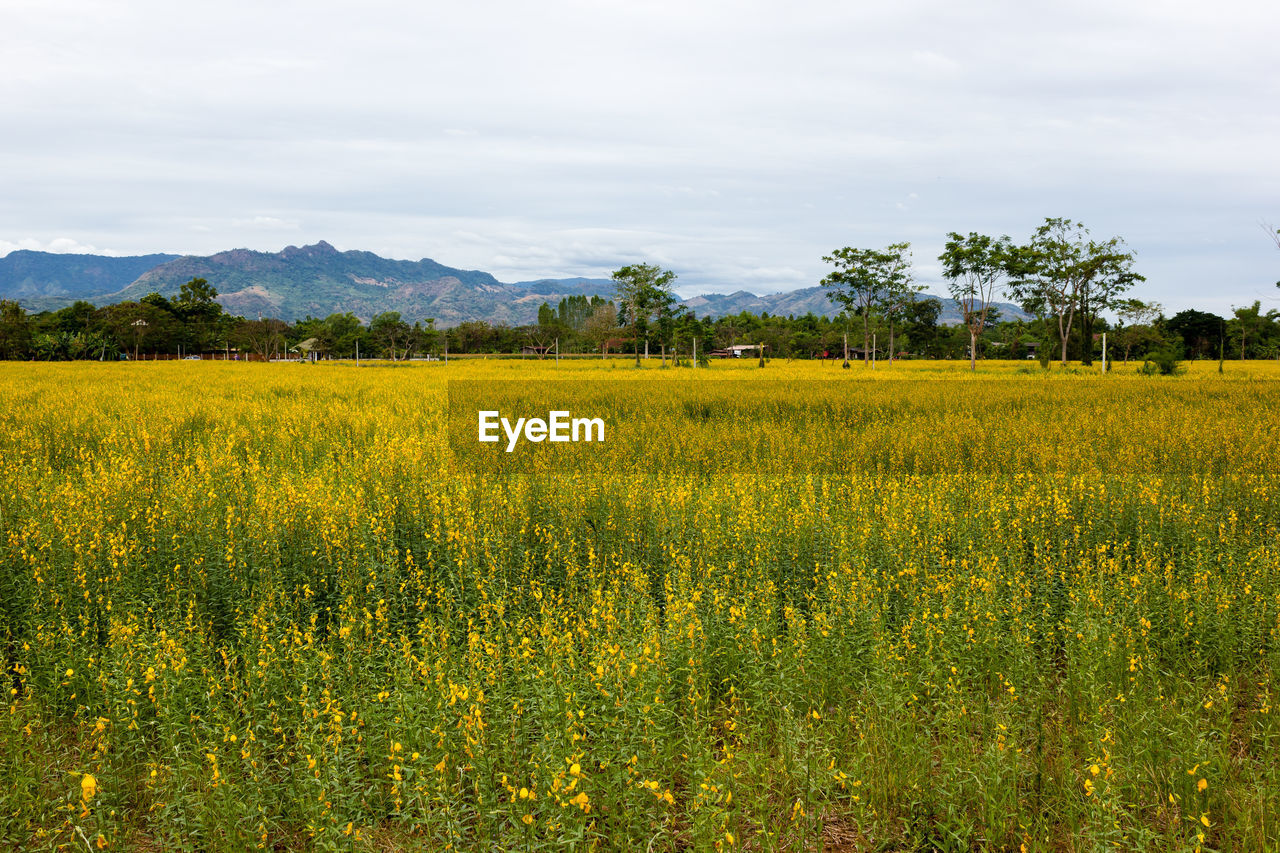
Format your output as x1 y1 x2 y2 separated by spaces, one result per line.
294 337 323 362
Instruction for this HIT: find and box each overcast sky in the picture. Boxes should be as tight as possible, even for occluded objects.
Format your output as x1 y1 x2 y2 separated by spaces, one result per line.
3 0 1278 313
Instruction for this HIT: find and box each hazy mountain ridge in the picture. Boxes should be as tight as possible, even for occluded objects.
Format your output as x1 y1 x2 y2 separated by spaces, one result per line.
0 250 180 308
3 242 1028 325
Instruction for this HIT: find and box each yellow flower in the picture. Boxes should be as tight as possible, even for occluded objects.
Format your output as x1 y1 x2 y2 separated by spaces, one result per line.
521 813 534 825
725 831 735 844
570 762 581 777
1197 778 1207 792
81 773 97 800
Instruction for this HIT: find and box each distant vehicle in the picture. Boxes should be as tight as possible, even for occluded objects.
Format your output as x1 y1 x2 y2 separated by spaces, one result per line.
183 355 201 360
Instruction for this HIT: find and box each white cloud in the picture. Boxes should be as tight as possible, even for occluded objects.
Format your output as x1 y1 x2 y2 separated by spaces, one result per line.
0 237 122 256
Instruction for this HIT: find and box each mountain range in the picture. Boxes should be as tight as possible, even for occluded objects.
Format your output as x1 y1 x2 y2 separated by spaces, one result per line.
0 241 1028 326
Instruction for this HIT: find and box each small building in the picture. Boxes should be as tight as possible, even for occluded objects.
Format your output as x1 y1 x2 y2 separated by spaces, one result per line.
294 337 323 362
710 344 768 358
521 344 553 356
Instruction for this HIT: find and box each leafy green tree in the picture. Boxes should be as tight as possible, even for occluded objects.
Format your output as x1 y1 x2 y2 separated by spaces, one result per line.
320 312 365 358
1114 299 1164 362
1166 309 1226 359
1228 301 1276 360
49 301 97 336
652 302 691 365
234 318 290 361
0 300 33 359
900 298 942 357
140 291 177 315
939 232 1013 370
371 311 411 360
1007 218 1142 366
611 263 677 366
177 276 218 310
556 295 602 331
408 319 438 359
820 243 912 365
174 277 224 352
1075 244 1144 366
881 272 925 363
97 301 178 359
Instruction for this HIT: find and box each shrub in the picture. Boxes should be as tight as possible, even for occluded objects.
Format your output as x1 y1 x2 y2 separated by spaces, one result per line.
1139 347 1184 375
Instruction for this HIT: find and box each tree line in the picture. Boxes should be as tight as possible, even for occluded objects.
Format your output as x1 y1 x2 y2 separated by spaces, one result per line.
0 218 1277 362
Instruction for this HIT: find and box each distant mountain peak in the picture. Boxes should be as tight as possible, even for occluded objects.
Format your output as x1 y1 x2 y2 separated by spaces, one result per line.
281 240 338 258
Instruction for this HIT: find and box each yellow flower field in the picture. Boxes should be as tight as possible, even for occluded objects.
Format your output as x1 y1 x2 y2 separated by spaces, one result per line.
2 359 1279 851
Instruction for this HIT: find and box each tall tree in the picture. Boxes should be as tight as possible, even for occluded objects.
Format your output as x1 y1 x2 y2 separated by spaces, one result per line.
234 318 290 361
820 243 912 365
881 269 925 364
174 277 223 352
320 312 365 358
583 302 618 358
900 297 942 357
370 311 411 360
1008 218 1141 366
939 232 1013 370
1076 241 1144 366
1114 298 1163 362
1166 309 1226 359
0 300 33 359
1228 301 1275 360
408 319 437 359
611 263 677 366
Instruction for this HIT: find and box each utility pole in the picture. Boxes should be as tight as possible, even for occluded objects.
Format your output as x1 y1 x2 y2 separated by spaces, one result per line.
872 333 877 370
1101 332 1106 373
555 337 559 365
356 338 360 366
